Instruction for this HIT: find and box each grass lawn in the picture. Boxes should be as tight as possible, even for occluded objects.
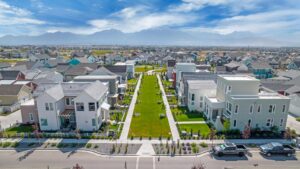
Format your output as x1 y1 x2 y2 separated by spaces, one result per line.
178 124 210 136
5 125 34 135
172 107 205 121
135 65 154 72
0 58 27 63
129 74 171 138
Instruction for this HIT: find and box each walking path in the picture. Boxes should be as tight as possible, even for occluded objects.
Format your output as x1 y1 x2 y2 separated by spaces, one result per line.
176 121 207 124
157 74 180 141
119 74 143 141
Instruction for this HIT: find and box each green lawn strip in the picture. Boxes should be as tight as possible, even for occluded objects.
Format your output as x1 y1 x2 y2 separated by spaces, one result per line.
129 75 171 138
5 125 34 135
171 107 205 121
178 124 210 136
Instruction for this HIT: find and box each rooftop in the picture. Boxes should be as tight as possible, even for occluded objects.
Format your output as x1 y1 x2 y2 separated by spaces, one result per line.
220 75 258 81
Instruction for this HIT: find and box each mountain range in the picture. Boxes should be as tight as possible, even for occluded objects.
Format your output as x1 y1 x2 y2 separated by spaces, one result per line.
0 29 298 46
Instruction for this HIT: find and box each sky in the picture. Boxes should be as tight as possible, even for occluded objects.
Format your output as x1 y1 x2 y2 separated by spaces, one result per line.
0 0 300 43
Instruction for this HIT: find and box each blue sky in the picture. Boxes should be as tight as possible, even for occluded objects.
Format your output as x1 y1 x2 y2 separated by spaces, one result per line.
0 0 300 42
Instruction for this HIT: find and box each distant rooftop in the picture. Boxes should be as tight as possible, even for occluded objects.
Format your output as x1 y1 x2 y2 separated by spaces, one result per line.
220 75 258 81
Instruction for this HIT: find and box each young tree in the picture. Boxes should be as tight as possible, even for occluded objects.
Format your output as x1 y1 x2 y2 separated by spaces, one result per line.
284 127 295 140
209 129 216 147
242 125 251 139
73 163 84 169
75 128 81 146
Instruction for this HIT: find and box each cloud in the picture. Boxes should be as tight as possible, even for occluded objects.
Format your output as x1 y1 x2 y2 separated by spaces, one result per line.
48 6 197 34
0 0 45 25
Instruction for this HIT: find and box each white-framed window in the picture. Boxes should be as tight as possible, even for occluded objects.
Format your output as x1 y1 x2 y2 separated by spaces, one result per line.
200 102 203 108
200 96 203 101
49 103 53 111
250 104 254 114
257 104 261 113
227 102 232 112
66 98 70 105
234 105 238 114
89 102 95 111
45 103 49 111
92 118 96 126
266 118 273 127
233 120 237 127
282 105 286 113
29 113 34 121
191 94 195 101
280 119 284 126
248 119 252 126
41 119 48 126
76 102 84 111
268 105 275 113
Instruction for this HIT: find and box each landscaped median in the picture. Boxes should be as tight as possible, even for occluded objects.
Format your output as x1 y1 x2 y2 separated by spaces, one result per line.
128 74 171 139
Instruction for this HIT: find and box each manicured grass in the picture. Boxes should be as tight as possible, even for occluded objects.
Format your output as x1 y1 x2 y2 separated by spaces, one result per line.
129 74 171 138
178 124 210 136
0 58 27 63
5 125 34 135
135 65 154 72
172 107 205 121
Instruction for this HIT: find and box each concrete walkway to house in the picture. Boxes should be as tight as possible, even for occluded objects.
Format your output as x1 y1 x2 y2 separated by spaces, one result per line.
176 121 207 124
119 74 143 141
287 114 300 134
0 110 22 130
157 74 180 141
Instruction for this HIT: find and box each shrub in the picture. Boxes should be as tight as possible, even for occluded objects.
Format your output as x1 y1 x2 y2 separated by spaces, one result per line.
11 142 19 148
28 142 35 147
200 142 208 148
2 142 11 148
51 143 57 147
85 143 92 148
94 145 99 149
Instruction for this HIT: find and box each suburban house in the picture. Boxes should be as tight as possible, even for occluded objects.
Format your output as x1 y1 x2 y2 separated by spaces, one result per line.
287 57 300 70
166 59 176 79
202 75 290 132
33 81 110 131
21 99 38 124
0 84 32 113
29 54 50 62
0 70 26 80
249 61 273 79
187 80 216 112
174 63 196 91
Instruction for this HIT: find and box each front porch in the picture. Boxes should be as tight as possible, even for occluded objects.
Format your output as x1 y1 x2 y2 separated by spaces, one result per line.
59 109 76 131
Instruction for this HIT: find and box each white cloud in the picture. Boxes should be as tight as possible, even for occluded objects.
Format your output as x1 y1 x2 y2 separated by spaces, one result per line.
48 6 197 34
0 0 45 25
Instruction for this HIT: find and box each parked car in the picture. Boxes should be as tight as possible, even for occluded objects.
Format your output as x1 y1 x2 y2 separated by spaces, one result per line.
259 142 295 157
212 143 248 157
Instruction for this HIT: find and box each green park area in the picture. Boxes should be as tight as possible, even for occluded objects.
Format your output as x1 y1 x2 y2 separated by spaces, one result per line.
129 74 171 138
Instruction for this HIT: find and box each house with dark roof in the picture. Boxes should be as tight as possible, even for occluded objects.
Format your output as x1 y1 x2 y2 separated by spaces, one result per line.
0 70 25 80
0 84 32 113
287 57 300 70
29 54 50 62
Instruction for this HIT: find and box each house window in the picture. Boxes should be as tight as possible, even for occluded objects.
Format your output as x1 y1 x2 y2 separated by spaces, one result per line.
282 105 286 113
92 118 96 126
234 105 238 113
250 105 253 113
66 98 70 105
228 103 232 112
268 105 275 113
200 102 203 108
89 103 96 111
200 96 203 101
226 86 231 93
191 94 195 101
233 120 237 127
97 102 99 109
257 105 261 113
45 103 49 111
266 118 273 127
248 119 252 126
280 119 284 126
29 113 34 121
41 119 48 126
76 103 84 111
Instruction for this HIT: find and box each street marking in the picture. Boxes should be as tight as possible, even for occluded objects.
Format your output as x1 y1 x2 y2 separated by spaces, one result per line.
136 157 139 169
153 157 156 169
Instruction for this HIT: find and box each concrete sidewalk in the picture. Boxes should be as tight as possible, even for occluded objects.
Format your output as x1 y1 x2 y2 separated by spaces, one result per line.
176 121 207 124
157 74 180 141
119 74 142 141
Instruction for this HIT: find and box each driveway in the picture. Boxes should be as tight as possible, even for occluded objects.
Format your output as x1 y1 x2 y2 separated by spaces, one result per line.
287 114 300 134
0 110 22 130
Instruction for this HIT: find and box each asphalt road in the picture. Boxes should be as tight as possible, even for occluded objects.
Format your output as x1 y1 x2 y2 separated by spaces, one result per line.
0 150 300 169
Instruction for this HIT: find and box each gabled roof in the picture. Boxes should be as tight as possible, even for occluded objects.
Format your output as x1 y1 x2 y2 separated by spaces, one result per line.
90 67 116 76
82 81 108 100
278 70 300 79
0 84 26 95
45 85 64 101
187 80 216 90
104 65 126 73
251 61 272 69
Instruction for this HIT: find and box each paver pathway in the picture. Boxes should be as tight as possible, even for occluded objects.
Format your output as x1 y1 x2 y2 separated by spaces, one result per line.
157 74 180 141
119 74 143 141
176 121 207 124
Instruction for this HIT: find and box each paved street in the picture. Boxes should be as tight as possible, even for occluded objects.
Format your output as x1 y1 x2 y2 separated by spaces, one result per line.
0 110 21 130
1 149 300 169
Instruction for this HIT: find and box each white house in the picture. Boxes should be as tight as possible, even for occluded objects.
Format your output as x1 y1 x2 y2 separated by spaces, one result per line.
202 75 290 132
34 81 110 131
174 63 196 91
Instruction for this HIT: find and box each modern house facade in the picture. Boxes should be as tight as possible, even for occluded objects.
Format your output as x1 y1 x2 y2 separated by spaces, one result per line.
33 81 110 131
202 75 290 132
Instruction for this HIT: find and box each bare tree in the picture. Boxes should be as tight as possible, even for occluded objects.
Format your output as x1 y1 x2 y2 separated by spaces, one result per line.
209 129 216 147
73 163 84 169
242 125 251 139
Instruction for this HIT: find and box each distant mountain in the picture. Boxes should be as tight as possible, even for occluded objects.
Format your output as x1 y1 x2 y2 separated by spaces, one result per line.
0 29 298 46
